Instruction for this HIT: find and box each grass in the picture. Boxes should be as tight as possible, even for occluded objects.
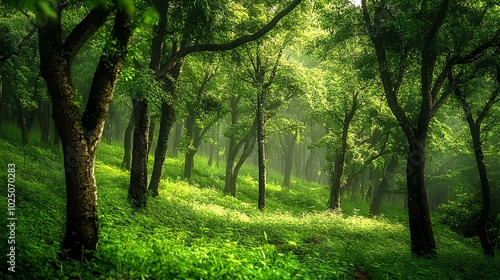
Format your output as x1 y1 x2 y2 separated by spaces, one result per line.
1 123 499 279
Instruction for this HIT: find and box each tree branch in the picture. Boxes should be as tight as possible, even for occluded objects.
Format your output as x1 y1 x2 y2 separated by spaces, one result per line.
63 6 111 65
156 0 303 79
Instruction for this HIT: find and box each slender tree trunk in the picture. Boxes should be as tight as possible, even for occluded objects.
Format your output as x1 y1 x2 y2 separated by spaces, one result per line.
122 110 134 170
328 152 344 212
257 91 266 210
458 89 496 256
183 110 196 179
232 137 256 196
148 119 156 154
18 107 29 146
224 138 237 195
282 132 297 187
370 155 398 215
208 139 214 166
172 121 183 157
38 100 51 143
128 98 149 208
328 92 358 212
149 101 175 196
470 125 495 256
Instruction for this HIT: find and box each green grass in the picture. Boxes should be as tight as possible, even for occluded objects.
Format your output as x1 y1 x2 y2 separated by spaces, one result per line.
1 124 499 279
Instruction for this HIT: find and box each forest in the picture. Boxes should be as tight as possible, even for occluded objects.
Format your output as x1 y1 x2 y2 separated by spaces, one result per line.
0 0 499 279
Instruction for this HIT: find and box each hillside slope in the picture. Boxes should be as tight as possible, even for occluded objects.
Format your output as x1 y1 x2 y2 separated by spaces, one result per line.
0 132 499 279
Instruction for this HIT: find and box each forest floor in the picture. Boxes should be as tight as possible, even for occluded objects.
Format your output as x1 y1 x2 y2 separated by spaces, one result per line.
1 126 499 279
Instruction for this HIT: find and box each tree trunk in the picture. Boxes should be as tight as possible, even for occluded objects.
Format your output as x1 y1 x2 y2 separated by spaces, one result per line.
328 92 358 212
38 2 133 258
149 101 175 196
61 141 98 260
18 107 29 146
38 97 51 143
257 91 266 210
458 89 496 256
147 119 156 154
183 109 196 179
122 110 134 170
406 138 436 256
224 138 237 195
282 132 297 187
328 152 343 212
172 121 183 157
370 155 398 215
470 125 495 256
128 98 149 208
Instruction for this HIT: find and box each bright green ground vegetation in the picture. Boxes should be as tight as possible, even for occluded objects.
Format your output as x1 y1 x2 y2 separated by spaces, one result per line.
1 124 499 279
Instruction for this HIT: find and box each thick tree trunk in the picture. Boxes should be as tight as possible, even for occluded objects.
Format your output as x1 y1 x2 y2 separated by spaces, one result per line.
122 110 134 170
61 141 98 260
128 98 149 208
406 138 436 256
370 155 398 215
148 101 175 196
38 99 51 143
282 132 297 187
257 92 266 210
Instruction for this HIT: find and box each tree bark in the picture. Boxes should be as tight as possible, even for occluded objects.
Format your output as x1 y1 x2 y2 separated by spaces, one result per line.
122 110 134 170
128 98 149 208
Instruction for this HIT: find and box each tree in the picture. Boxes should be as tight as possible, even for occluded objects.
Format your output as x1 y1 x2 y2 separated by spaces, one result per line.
453 64 499 256
361 0 499 256
177 56 224 179
36 1 135 259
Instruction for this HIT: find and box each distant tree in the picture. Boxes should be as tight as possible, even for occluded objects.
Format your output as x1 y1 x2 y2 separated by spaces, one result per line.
177 56 225 179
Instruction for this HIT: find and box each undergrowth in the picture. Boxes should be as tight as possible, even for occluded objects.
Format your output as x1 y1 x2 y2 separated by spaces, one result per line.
0 124 499 279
